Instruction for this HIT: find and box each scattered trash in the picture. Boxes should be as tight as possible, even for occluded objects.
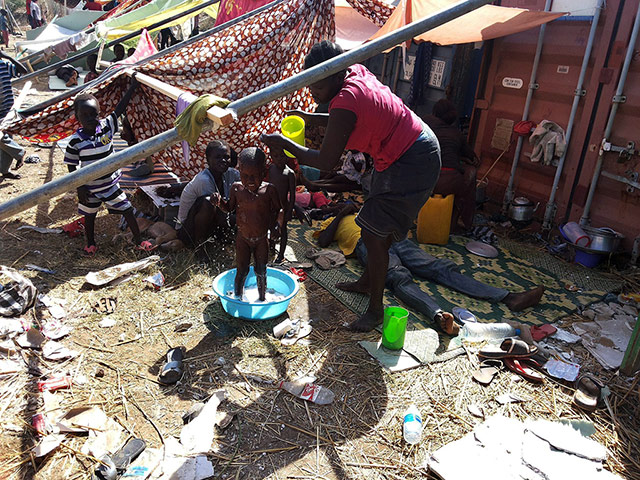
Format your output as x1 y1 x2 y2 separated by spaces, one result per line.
25 264 57 274
94 297 117 315
429 415 621 479
403 404 423 444
144 272 165 290
467 404 485 419
180 390 226 453
17 225 63 234
273 318 294 338
278 376 335 404
573 375 603 412
38 294 66 319
280 319 312 346
85 256 160 287
544 358 580 382
61 217 85 238
16 328 46 349
472 359 502 386
530 324 557 342
551 327 581 344
359 340 421 372
0 318 29 338
38 375 73 392
0 359 22 376
42 341 78 361
174 321 192 333
99 318 117 328
93 437 146 480
495 392 526 405
42 319 72 340
158 347 185 385
214 356 226 366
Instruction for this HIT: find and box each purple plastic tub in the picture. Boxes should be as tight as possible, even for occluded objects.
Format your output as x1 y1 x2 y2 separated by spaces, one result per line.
559 224 603 268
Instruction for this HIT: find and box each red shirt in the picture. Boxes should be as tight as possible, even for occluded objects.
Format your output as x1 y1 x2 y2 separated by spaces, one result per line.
329 64 423 172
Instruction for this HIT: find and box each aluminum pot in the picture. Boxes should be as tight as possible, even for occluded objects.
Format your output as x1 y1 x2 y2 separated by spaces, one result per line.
508 197 539 222
582 226 624 253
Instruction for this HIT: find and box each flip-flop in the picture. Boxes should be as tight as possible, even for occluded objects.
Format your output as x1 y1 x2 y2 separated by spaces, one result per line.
472 359 502 385
158 347 184 385
573 374 603 412
504 357 544 383
94 297 117 314
478 338 538 359
530 324 557 342
136 240 157 252
84 245 98 256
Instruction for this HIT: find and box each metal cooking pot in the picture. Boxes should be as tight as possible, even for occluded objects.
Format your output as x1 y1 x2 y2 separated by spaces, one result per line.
582 226 624 253
508 197 539 222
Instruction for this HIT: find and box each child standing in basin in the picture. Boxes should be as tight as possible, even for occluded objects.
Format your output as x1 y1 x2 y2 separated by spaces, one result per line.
213 147 282 301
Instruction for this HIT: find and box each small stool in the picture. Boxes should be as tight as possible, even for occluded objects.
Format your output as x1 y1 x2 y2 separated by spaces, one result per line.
416 194 455 245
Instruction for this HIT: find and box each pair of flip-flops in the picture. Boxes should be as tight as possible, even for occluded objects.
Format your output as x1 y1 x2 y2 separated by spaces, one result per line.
158 347 185 385
472 356 544 385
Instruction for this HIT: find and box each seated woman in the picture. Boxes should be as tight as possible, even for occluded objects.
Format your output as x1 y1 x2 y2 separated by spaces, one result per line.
426 99 479 233
155 140 239 254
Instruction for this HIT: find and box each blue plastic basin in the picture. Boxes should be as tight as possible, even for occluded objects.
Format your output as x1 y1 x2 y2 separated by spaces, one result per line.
212 267 300 320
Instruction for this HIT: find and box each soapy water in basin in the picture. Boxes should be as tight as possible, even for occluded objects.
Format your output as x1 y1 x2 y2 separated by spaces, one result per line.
226 287 286 303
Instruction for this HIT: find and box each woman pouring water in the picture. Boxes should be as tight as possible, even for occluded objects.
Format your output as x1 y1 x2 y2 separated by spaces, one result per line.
261 41 441 332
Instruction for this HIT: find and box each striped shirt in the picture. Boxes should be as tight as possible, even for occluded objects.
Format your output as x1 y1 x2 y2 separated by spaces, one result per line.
64 112 122 193
0 59 17 121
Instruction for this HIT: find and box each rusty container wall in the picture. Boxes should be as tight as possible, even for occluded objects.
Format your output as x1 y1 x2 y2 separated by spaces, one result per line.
470 0 640 248
565 0 640 247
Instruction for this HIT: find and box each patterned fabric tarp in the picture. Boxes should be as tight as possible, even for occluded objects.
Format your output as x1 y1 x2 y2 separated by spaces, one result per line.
7 0 335 180
286 222 622 327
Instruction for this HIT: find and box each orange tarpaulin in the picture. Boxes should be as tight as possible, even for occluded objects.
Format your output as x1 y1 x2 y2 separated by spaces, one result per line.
369 0 565 48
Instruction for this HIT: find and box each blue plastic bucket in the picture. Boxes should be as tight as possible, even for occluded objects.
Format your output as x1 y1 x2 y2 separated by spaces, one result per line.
212 267 300 320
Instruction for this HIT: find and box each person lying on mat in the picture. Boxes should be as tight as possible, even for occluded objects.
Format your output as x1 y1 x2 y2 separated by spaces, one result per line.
261 40 441 333
315 204 545 335
155 140 239 254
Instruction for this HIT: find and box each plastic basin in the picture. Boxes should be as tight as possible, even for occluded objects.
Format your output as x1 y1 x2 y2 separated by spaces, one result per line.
212 267 300 320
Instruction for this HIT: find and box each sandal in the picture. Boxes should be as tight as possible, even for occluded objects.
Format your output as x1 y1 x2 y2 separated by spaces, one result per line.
158 347 185 385
504 357 544 383
472 359 502 385
573 374 604 412
94 297 117 315
84 245 98 256
478 338 538 359
136 240 157 252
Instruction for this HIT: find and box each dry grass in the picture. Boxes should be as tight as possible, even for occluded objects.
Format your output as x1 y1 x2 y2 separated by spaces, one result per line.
0 48 638 480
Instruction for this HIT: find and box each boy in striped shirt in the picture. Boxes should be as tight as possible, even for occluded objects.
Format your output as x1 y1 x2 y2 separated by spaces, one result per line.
64 78 152 255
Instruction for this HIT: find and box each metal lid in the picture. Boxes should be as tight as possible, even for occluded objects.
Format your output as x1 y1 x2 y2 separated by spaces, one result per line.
512 196 533 206
465 241 499 258
452 307 477 324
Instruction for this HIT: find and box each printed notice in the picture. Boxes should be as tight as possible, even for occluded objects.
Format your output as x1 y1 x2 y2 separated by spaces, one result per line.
502 77 523 89
429 59 446 88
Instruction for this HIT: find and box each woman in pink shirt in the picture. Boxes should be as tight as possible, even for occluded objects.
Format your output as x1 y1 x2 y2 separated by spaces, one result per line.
262 41 441 332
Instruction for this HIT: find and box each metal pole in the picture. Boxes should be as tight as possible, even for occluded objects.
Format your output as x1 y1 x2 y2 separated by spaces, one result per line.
580 2 640 226
542 0 602 230
502 0 553 213
19 0 289 115
12 0 221 85
0 0 492 221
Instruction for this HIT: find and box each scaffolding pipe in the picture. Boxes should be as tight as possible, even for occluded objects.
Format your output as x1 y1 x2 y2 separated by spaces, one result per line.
600 170 640 191
0 0 492 222
502 0 553 213
18 0 288 115
580 3 640 226
12 0 221 85
542 0 602 230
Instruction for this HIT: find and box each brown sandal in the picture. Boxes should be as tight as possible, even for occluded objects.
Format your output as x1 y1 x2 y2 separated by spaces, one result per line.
478 338 538 359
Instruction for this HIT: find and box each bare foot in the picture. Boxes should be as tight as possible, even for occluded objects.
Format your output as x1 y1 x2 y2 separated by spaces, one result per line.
346 309 382 332
336 279 370 294
435 312 459 335
502 286 545 312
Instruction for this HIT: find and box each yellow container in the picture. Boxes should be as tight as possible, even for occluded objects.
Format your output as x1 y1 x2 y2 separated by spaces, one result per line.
416 194 455 245
280 115 305 158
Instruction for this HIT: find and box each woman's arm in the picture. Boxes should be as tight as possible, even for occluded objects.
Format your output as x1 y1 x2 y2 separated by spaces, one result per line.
261 108 356 172
285 109 330 128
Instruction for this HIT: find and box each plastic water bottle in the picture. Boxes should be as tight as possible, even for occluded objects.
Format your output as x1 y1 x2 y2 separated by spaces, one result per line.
278 377 335 404
403 405 422 444
460 323 520 342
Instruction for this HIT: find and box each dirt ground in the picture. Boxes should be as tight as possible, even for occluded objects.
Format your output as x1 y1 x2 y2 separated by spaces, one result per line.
0 40 639 480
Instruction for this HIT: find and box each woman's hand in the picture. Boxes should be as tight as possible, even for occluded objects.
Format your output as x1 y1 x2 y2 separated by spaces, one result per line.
260 133 288 154
210 192 221 207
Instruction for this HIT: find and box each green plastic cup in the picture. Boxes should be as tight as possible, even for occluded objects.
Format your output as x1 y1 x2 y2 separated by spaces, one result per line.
381 306 409 350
